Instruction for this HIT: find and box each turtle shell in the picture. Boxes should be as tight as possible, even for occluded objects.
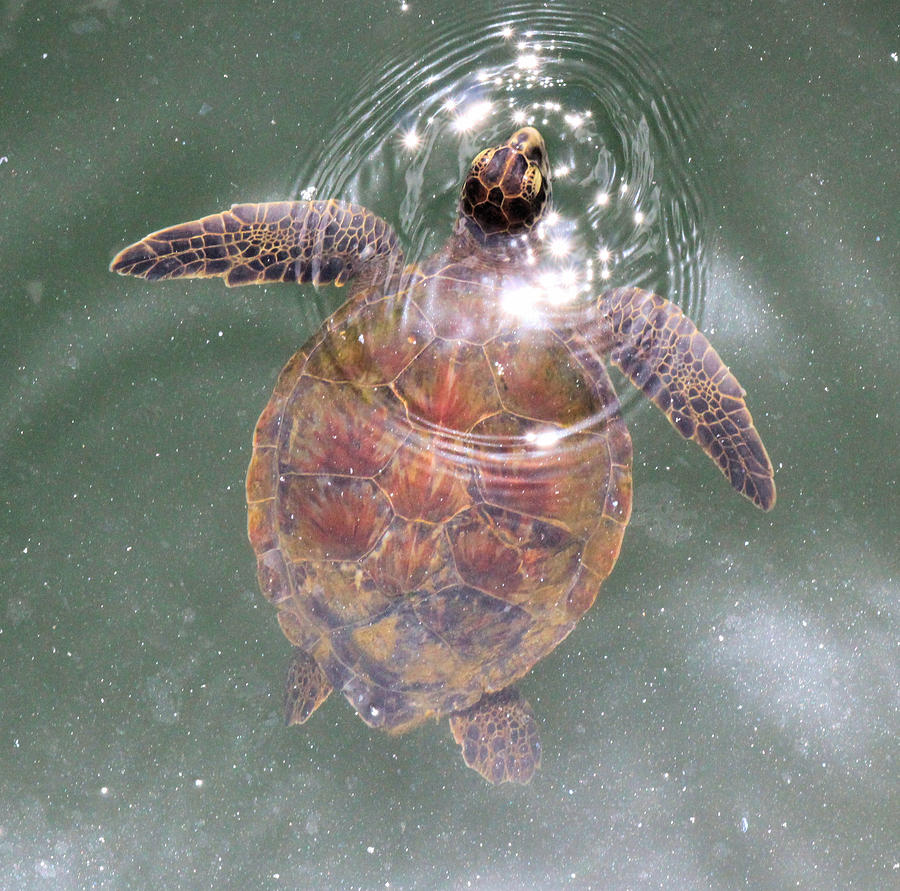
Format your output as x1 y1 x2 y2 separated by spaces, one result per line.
246 256 633 733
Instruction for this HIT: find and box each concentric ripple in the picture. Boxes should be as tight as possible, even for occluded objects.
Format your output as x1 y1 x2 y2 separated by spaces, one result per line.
289 0 708 362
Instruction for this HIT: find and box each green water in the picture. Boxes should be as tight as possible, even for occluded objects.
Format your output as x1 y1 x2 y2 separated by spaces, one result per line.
1 1 896 888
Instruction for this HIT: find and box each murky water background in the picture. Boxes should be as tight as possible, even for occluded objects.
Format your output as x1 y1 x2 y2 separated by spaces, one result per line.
1 1 896 888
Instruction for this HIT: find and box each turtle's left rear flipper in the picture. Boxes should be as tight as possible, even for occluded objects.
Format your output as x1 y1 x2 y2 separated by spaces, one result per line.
596 286 776 511
110 200 402 288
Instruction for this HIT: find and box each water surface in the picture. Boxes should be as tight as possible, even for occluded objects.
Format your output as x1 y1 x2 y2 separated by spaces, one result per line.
1 1 896 888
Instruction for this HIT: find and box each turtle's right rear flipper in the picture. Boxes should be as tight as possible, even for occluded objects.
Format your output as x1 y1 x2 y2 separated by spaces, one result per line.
597 287 776 511
110 200 403 288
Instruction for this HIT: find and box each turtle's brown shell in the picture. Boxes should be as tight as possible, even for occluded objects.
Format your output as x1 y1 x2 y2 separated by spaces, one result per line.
246 255 633 733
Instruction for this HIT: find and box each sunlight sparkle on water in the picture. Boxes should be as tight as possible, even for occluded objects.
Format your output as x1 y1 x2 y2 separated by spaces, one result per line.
501 283 542 322
500 268 585 323
401 128 421 151
595 191 610 206
516 52 541 72
549 236 572 258
557 267 580 292
452 100 493 133
525 428 565 449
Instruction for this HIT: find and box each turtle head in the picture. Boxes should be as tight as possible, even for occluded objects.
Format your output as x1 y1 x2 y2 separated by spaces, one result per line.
458 127 550 241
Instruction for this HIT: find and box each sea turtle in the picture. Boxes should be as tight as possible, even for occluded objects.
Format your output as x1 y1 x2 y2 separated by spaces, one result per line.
111 127 775 784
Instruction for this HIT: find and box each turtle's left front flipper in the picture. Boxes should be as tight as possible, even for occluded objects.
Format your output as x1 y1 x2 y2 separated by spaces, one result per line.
110 200 402 289
596 287 776 511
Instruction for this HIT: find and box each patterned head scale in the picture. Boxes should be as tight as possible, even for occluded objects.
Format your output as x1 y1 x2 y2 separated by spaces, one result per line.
459 127 551 239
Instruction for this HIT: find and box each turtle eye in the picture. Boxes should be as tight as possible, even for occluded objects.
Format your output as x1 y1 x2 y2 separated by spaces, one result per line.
526 145 545 167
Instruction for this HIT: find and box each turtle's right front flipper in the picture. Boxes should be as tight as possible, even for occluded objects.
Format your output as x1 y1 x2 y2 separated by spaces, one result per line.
596 287 776 511
110 200 402 288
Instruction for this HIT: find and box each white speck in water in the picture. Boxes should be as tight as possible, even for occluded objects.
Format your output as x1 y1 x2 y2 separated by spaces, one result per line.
740 816 749 833
35 860 56 879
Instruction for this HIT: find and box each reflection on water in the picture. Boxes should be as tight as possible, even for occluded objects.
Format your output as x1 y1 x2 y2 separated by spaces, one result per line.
292 1 708 382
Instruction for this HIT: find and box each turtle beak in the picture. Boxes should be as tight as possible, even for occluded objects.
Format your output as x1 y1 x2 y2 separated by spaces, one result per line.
508 127 549 181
